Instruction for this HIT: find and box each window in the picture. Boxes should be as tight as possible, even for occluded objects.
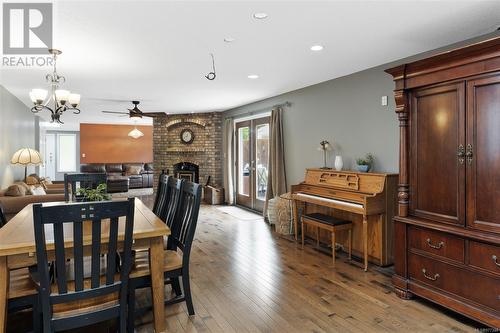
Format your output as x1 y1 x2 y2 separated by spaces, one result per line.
57 134 76 172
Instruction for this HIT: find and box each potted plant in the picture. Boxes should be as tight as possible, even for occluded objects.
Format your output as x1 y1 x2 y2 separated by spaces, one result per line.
355 153 374 172
76 183 111 202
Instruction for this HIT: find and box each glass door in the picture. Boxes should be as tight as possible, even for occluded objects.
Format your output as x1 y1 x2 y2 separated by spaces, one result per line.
235 116 270 212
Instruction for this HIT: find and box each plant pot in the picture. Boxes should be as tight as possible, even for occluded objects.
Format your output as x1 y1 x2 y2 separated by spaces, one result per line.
356 165 369 173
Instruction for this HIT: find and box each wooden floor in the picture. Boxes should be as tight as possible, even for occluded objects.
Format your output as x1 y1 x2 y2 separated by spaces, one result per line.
8 202 483 332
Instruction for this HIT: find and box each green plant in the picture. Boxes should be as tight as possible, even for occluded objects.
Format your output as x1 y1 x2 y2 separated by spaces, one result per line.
76 183 111 201
356 153 374 166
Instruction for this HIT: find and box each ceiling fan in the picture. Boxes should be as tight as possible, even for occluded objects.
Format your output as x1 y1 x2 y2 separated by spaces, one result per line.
101 101 166 118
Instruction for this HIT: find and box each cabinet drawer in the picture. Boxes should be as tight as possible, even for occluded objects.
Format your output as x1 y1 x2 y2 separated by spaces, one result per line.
409 253 500 312
408 226 464 263
469 241 500 276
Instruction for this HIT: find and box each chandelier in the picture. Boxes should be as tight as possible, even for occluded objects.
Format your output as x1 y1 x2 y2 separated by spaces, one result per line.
29 49 81 124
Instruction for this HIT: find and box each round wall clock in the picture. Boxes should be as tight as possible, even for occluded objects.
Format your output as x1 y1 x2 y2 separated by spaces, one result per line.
180 128 195 144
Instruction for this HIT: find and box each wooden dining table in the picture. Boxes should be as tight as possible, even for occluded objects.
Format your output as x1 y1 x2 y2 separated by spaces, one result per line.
0 197 169 333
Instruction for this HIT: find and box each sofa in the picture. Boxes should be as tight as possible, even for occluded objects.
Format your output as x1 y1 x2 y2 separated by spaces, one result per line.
0 187 65 221
80 163 154 191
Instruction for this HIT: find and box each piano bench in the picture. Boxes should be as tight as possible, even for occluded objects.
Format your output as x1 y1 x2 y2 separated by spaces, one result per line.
301 213 352 265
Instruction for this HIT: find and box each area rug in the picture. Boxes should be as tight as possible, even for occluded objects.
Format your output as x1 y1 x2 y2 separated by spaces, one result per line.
215 205 263 221
111 187 153 198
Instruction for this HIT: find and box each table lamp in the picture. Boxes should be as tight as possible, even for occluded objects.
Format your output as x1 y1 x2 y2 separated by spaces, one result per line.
10 148 43 182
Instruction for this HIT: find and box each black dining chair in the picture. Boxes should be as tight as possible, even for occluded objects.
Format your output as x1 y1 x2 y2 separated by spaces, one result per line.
31 198 135 332
152 171 169 217
64 173 107 201
0 202 6 228
127 181 202 332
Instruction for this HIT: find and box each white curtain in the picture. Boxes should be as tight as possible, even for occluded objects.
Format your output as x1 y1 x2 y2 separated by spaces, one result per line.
223 118 234 204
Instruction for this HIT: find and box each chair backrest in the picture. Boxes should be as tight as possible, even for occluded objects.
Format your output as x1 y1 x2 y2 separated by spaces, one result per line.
0 203 6 228
162 177 184 229
32 198 135 332
169 181 201 259
152 172 170 217
64 173 107 201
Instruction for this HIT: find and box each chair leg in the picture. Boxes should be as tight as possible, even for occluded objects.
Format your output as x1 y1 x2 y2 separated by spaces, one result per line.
171 276 182 297
332 231 336 265
301 222 305 248
32 295 41 333
348 228 352 260
127 284 136 333
182 270 195 315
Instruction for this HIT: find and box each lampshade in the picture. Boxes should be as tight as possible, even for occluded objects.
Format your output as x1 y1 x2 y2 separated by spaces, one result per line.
10 148 43 165
68 93 81 107
30 89 48 104
128 127 144 139
55 89 70 103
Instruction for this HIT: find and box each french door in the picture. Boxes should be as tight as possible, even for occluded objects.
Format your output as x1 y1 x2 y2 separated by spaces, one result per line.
235 117 270 212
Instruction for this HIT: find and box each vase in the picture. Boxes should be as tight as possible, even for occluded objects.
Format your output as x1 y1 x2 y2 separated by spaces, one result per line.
334 156 343 171
356 165 369 172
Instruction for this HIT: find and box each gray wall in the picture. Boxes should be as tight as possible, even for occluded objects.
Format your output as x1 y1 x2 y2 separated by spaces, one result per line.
0 85 37 188
223 31 500 188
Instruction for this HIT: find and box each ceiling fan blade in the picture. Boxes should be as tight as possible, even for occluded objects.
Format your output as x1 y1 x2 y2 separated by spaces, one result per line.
142 112 167 117
102 111 130 114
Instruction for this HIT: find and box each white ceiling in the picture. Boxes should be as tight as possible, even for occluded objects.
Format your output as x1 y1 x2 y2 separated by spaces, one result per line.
1 0 500 129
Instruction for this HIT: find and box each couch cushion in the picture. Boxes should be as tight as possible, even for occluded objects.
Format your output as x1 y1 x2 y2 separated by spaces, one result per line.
25 175 39 185
5 184 26 197
124 165 143 176
0 194 65 215
81 164 106 173
106 164 124 173
144 163 154 172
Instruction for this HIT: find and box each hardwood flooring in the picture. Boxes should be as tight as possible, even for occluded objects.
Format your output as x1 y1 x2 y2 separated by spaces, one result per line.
8 202 483 332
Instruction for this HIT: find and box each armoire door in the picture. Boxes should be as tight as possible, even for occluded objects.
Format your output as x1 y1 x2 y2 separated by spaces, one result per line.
466 74 500 233
410 83 466 226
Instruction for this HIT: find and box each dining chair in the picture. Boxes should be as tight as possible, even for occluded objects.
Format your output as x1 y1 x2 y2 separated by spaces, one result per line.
31 198 135 332
152 171 169 217
127 181 201 332
64 173 107 201
0 203 6 227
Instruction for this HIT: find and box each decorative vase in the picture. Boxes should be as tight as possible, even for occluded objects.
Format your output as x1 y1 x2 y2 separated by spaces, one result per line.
334 156 343 171
356 165 369 172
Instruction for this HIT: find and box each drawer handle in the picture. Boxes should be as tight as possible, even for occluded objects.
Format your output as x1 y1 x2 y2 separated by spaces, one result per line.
422 268 440 281
426 238 444 250
492 255 500 267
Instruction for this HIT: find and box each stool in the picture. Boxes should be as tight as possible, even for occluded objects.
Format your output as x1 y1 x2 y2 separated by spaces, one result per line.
301 213 352 265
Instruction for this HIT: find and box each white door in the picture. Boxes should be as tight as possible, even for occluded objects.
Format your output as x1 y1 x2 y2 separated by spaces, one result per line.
44 134 56 180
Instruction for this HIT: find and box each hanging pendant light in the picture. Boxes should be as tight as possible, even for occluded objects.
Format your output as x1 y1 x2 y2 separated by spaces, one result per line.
128 126 144 139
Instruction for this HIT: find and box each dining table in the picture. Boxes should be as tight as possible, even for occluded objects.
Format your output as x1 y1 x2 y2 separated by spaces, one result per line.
0 197 169 333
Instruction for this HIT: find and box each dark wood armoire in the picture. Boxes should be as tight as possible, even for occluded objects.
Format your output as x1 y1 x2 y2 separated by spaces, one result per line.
386 37 500 327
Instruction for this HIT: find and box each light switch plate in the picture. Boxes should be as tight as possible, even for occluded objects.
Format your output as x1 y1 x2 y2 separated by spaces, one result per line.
82 153 86 158
381 95 388 106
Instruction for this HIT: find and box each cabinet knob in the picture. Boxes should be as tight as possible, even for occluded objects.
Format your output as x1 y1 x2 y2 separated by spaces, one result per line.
457 145 465 164
426 238 444 250
492 255 500 267
466 144 473 164
422 268 440 281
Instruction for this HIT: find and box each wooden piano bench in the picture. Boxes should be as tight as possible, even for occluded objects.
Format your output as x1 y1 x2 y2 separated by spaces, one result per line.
301 213 352 265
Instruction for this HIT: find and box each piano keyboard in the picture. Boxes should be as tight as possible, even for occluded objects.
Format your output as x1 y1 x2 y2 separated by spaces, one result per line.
295 193 364 209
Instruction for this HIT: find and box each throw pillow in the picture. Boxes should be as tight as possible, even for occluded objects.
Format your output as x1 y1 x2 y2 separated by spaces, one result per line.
5 184 26 197
14 182 30 193
125 165 142 176
31 186 47 195
25 175 39 185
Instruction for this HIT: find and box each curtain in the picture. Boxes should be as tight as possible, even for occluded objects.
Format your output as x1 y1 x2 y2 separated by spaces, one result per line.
263 107 287 216
223 118 234 204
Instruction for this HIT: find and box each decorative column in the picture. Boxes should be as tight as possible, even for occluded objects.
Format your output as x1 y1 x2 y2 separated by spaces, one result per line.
394 90 409 217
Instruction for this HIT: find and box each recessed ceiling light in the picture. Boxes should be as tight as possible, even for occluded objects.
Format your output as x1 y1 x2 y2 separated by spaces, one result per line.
247 74 259 79
253 13 268 20
311 45 324 51
224 37 236 43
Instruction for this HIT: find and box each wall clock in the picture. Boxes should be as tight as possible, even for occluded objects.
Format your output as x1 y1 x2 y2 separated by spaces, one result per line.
180 128 195 144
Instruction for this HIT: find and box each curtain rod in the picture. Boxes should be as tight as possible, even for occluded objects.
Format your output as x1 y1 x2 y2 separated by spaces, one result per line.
224 101 291 120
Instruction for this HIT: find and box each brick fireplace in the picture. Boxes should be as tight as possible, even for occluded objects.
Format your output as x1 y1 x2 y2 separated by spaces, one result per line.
153 112 222 192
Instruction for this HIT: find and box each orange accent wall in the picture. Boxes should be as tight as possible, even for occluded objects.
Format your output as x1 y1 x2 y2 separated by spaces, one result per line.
80 123 153 164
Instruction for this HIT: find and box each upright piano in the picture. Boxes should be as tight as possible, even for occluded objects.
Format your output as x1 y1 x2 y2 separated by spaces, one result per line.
291 169 398 271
